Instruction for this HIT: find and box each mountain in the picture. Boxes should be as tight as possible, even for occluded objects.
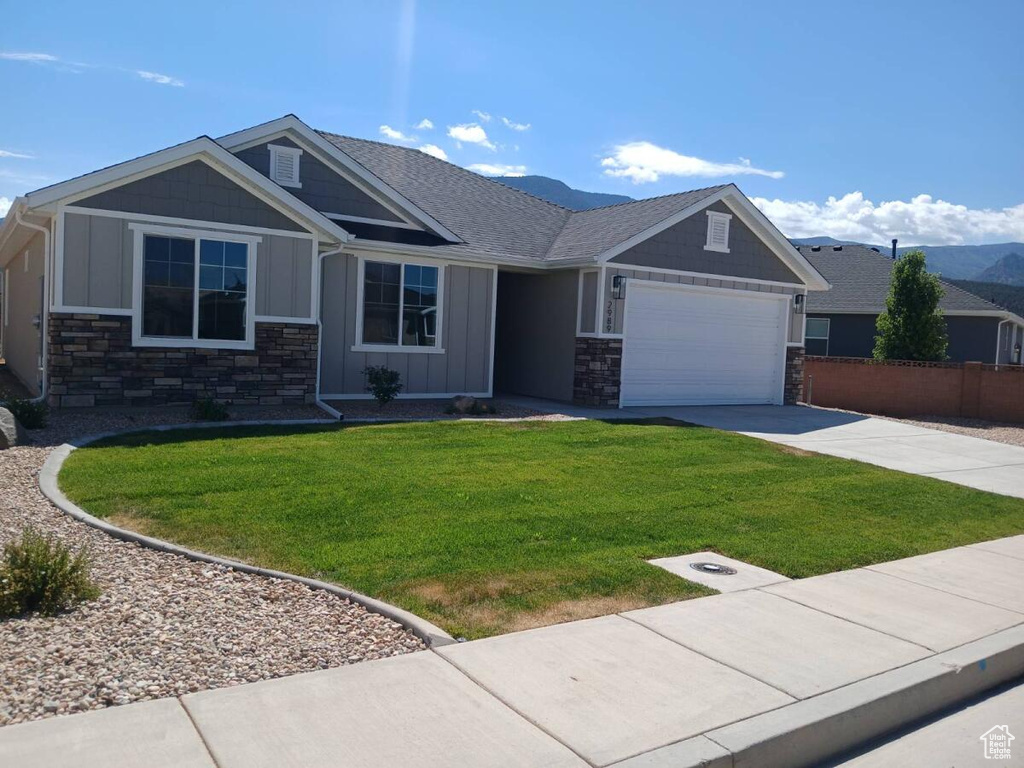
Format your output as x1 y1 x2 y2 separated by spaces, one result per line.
497 175 633 210
946 279 1024 316
973 252 1024 286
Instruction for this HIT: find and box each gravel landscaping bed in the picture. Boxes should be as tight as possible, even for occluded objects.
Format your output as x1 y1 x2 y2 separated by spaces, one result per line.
884 415 1024 448
0 405 426 727
332 397 560 421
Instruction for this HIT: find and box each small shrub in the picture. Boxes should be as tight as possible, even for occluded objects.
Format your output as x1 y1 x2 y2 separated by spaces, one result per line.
0 528 100 618
363 366 403 409
444 399 497 416
191 397 230 422
1 396 48 429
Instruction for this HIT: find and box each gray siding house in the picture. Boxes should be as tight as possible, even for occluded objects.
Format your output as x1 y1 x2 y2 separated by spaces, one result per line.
799 245 1024 364
0 115 828 412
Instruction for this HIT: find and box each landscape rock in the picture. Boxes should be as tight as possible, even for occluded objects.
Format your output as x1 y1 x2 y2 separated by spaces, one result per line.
449 395 479 414
0 406 27 450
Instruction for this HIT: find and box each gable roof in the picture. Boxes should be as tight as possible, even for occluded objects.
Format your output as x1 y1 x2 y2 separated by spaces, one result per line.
800 244 1016 315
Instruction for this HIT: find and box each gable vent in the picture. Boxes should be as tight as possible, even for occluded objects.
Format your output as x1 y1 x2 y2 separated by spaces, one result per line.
704 210 732 253
269 144 302 188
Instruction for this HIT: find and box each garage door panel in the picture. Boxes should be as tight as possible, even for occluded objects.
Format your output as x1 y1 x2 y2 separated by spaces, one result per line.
620 283 787 406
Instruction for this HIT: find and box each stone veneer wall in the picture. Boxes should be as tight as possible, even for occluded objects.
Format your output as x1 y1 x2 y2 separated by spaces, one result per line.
573 338 623 407
47 313 317 408
784 346 805 404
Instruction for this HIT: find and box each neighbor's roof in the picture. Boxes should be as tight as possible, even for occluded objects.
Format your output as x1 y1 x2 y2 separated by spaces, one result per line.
319 132 730 264
799 245 1007 314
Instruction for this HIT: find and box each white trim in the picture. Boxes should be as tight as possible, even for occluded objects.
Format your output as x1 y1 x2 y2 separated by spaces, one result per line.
607 261 805 290
62 206 316 240
23 137 349 245
130 223 259 351
996 319 1007 364
53 305 134 316
2 268 8 328
324 213 422 231
810 308 1024 325
255 315 317 325
321 391 491 401
352 254 446 353
216 116 462 243
268 144 302 189
486 265 498 398
704 210 731 253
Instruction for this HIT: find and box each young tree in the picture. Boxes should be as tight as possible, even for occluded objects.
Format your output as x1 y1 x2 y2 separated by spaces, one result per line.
874 250 949 361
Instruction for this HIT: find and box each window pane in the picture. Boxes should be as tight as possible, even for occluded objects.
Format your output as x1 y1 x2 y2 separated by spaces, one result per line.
224 268 247 292
402 305 436 346
143 236 194 338
224 242 247 269
199 265 222 291
401 264 439 346
200 239 225 267
199 290 246 341
806 318 829 339
362 260 400 344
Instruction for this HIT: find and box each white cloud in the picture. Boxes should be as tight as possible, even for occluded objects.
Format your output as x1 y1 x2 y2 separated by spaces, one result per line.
447 123 495 150
601 141 784 184
0 197 10 217
501 116 531 131
0 52 58 62
379 124 417 143
467 163 527 177
137 70 184 87
0 149 33 159
415 118 434 130
419 144 448 161
752 192 1024 247
472 110 492 122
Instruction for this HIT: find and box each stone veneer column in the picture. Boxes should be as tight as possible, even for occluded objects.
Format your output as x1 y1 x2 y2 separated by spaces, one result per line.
573 338 623 407
784 346 805 404
47 313 318 408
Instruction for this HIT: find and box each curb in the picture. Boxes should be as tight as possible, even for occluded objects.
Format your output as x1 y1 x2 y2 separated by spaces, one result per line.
36 418 457 649
613 624 1024 768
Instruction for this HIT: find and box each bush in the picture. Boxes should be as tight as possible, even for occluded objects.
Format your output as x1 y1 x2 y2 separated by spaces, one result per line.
1 396 48 429
191 398 230 422
0 528 100 618
363 366 403 409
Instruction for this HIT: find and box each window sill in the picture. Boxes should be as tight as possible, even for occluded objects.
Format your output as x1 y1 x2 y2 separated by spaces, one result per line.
133 336 255 351
351 344 446 355
703 245 731 253
275 180 302 189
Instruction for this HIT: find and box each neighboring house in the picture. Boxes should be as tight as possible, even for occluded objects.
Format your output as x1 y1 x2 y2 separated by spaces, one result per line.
799 245 1024 365
0 115 828 411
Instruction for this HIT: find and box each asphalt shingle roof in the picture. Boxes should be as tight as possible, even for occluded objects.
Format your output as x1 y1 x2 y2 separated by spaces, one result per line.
317 131 728 264
799 245 1007 314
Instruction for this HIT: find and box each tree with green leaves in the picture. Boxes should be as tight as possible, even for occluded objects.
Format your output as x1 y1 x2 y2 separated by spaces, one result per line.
874 250 948 361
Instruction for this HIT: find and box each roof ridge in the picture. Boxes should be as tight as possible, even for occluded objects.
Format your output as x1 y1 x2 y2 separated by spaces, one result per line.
576 183 729 213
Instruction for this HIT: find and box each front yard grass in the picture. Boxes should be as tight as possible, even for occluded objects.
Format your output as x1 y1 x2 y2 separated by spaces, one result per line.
59 419 1024 639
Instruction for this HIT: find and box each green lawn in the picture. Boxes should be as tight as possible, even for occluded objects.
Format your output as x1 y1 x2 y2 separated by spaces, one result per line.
59 419 1024 638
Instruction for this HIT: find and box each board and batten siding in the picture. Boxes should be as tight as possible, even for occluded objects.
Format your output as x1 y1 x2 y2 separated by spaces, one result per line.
60 211 315 320
597 267 806 345
1 232 46 395
319 254 495 396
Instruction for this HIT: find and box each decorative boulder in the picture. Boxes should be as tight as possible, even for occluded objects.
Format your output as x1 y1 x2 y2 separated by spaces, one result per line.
0 406 27 450
449 395 479 414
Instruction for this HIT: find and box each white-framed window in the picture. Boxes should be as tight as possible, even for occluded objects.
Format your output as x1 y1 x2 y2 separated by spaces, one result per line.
353 258 445 354
704 210 732 253
805 316 830 355
129 223 259 350
269 144 302 188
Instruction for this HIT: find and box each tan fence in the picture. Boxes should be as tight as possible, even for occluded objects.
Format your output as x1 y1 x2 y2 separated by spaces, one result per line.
803 357 1024 424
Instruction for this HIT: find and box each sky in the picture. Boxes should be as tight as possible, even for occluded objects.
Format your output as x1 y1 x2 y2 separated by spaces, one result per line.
1 0 1022 246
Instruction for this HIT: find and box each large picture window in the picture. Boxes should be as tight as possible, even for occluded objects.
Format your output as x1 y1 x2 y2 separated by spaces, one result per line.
360 260 440 349
136 228 255 348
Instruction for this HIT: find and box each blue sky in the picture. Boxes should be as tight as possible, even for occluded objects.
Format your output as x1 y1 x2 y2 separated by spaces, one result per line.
1 0 1022 245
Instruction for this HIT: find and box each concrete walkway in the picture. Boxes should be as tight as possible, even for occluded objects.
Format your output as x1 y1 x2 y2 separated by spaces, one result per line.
4 536 1024 768
503 397 1024 499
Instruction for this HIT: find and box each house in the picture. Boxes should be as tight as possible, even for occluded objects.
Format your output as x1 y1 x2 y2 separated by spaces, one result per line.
0 115 828 412
799 245 1024 364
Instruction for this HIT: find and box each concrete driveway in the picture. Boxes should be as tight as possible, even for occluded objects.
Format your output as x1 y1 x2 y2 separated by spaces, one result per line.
629 405 1024 499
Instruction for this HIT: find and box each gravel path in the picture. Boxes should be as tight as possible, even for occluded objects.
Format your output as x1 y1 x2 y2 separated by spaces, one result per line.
0 405 427 727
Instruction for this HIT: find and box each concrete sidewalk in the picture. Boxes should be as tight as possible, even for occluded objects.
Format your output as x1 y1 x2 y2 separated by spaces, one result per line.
4 536 1024 768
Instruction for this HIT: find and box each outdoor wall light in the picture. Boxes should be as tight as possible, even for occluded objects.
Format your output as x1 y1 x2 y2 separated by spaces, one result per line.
794 293 805 314
611 274 627 300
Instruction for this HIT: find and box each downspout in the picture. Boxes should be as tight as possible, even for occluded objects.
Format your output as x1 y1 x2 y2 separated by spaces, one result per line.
313 243 346 420
14 208 52 404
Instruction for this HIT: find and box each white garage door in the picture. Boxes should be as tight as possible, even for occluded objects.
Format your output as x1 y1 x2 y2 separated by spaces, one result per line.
620 281 789 406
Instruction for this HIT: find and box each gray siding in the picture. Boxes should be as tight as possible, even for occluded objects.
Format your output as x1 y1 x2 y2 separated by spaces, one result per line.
611 201 801 284
2 232 45 395
579 270 598 334
809 312 1002 363
319 254 494 396
76 161 303 232
494 270 578 402
62 212 314 321
604 267 804 343
234 136 402 223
